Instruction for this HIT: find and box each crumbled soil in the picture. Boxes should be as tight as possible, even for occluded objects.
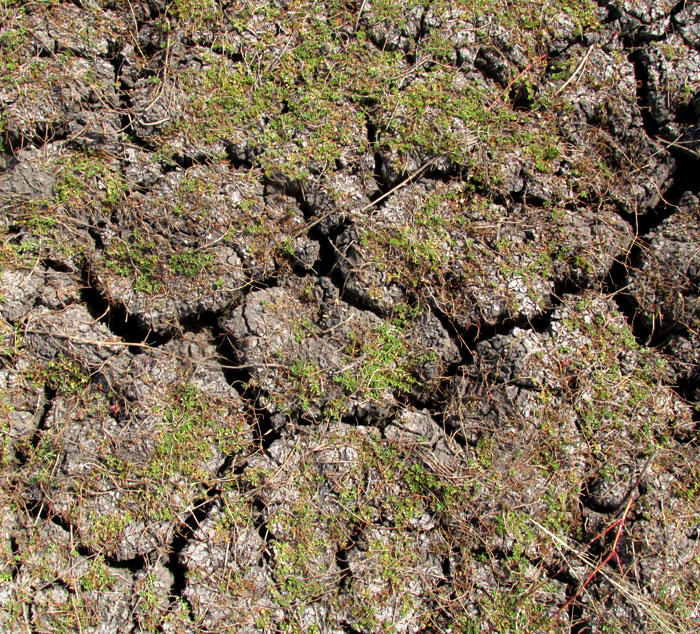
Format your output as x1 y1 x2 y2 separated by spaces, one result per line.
1 1 699 633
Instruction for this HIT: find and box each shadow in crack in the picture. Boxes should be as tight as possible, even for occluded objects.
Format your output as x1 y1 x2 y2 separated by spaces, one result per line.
81 268 171 352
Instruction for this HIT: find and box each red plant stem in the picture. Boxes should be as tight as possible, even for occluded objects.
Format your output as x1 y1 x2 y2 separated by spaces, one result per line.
551 494 636 628
549 451 656 629
549 514 624 581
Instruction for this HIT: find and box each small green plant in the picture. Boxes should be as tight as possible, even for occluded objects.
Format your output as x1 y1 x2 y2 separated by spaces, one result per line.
278 237 296 257
168 249 213 277
143 383 249 487
349 593 379 631
54 152 127 208
37 354 90 395
147 384 211 480
103 231 162 294
290 360 322 410
336 324 416 399
88 510 134 551
79 556 114 591
404 462 461 513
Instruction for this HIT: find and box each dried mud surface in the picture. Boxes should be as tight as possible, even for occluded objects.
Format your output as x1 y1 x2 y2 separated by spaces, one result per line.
1 1 699 632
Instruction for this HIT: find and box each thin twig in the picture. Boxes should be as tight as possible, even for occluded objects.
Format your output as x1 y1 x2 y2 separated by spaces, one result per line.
23 331 154 348
485 53 548 113
555 45 594 96
291 156 443 240
354 0 367 32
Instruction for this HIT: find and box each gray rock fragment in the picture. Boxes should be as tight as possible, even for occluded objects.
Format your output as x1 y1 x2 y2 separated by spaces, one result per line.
0 162 56 201
0 268 46 322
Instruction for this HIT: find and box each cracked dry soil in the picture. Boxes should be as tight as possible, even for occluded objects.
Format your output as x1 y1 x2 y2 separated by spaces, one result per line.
1 0 699 632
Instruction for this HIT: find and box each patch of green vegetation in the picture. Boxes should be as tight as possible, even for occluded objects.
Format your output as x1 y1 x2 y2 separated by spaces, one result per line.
146 383 248 482
0 199 87 267
214 496 255 537
87 509 134 551
172 173 216 218
543 482 577 533
152 0 603 183
36 354 90 396
370 533 418 588
388 224 446 269
0 13 31 75
290 360 322 411
348 593 380 632
245 465 272 489
105 231 217 292
103 230 163 294
404 462 462 513
176 35 370 179
498 510 536 560
531 143 561 173
54 152 127 209
1 150 129 267
134 570 167 630
168 249 213 277
507 125 563 173
361 432 467 520
35 597 92 633
78 555 114 592
495 0 600 39
478 582 552 633
26 430 61 485
0 395 15 469
28 383 248 555
271 535 329 607
380 77 487 166
557 297 677 463
360 217 451 288
337 323 417 397
278 313 431 421
170 0 221 31
678 464 700 502
16 202 58 236
278 237 297 260
0 113 7 153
